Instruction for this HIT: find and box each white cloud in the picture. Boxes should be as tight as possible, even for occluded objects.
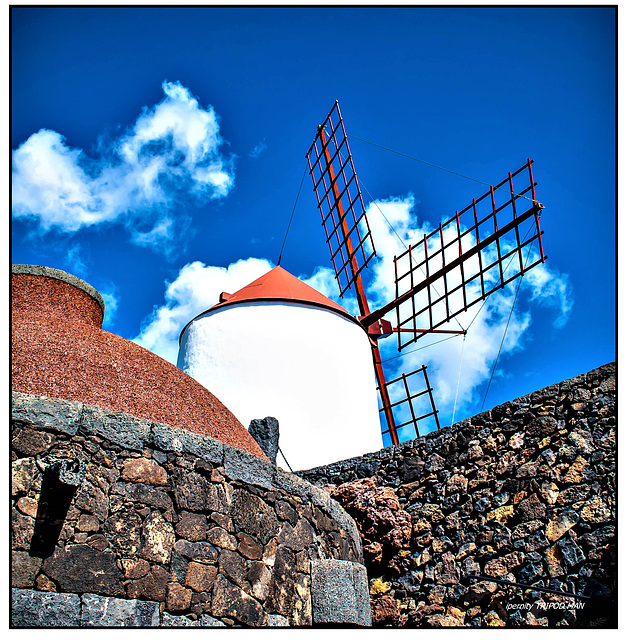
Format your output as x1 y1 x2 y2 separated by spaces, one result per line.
522 261 574 328
65 243 88 277
249 140 267 158
301 265 360 317
101 289 119 330
133 258 274 365
12 81 235 254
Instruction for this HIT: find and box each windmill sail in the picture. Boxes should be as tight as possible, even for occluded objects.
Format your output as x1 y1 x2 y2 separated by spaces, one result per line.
362 160 546 350
377 365 440 443
306 101 376 301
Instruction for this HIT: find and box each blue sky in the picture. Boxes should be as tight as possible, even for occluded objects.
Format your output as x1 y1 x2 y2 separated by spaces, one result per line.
11 5 616 444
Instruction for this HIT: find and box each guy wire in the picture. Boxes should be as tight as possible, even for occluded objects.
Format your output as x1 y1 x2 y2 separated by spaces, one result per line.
277 167 308 266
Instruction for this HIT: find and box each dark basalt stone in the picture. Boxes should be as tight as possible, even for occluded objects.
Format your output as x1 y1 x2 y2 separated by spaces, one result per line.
248 417 280 465
42 544 123 596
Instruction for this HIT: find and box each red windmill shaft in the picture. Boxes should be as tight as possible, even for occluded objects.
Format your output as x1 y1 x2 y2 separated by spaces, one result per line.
316 124 400 446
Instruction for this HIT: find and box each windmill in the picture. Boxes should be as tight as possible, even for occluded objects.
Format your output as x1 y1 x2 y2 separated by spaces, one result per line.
306 101 546 446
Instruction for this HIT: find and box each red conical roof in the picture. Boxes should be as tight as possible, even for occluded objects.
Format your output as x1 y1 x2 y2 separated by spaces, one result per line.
217 266 349 312
180 266 357 341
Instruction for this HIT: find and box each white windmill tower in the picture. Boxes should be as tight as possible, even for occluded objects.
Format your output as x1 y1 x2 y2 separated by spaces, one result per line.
177 265 383 471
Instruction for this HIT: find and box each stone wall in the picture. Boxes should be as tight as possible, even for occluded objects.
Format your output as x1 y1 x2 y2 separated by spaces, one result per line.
11 392 371 628
298 363 617 628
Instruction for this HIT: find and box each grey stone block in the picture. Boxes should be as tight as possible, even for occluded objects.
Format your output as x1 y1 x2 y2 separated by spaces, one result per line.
80 404 151 451
161 612 200 626
273 467 313 502
267 614 290 626
308 486 363 562
248 417 280 464
12 392 82 436
81 593 160 626
224 445 274 490
12 588 81 627
150 421 224 464
201 615 227 627
311 559 371 626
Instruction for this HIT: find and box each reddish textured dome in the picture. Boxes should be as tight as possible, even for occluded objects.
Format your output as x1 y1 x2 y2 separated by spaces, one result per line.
11 265 266 459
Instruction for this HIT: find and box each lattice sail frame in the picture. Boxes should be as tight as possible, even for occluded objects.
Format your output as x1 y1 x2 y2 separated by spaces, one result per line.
392 160 545 350
306 101 376 298
377 365 441 444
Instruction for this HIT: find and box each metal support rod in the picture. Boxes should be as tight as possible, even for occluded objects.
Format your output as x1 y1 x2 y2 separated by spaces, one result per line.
392 327 466 335
456 210 468 312
473 198 486 300
439 222 450 320
317 124 399 445
528 159 546 264
373 342 399 446
401 372 419 437
491 186 505 288
422 365 440 430
509 172 525 276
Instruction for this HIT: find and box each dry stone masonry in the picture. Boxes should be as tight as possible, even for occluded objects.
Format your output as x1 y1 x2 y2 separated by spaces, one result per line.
298 363 616 628
11 392 371 627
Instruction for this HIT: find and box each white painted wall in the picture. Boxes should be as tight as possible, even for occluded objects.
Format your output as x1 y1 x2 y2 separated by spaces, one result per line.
178 301 383 470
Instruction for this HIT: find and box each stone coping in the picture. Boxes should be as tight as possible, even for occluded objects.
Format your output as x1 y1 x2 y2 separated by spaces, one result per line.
11 391 363 562
12 264 105 315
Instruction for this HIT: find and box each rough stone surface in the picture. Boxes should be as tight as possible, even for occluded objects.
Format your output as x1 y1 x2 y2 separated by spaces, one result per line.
224 445 275 490
12 552 42 589
12 589 82 627
311 559 372 626
42 545 123 596
248 417 280 465
121 457 168 486
11 392 366 628
11 350 614 629
81 593 161 627
212 574 269 626
12 393 83 437
299 364 617 628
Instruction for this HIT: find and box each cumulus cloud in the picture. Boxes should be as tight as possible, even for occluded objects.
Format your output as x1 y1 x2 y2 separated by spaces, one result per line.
100 289 119 330
65 243 88 278
133 258 274 365
301 265 360 317
12 81 235 254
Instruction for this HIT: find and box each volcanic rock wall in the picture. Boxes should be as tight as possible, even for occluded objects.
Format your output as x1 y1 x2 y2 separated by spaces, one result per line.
298 363 617 628
11 393 371 628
